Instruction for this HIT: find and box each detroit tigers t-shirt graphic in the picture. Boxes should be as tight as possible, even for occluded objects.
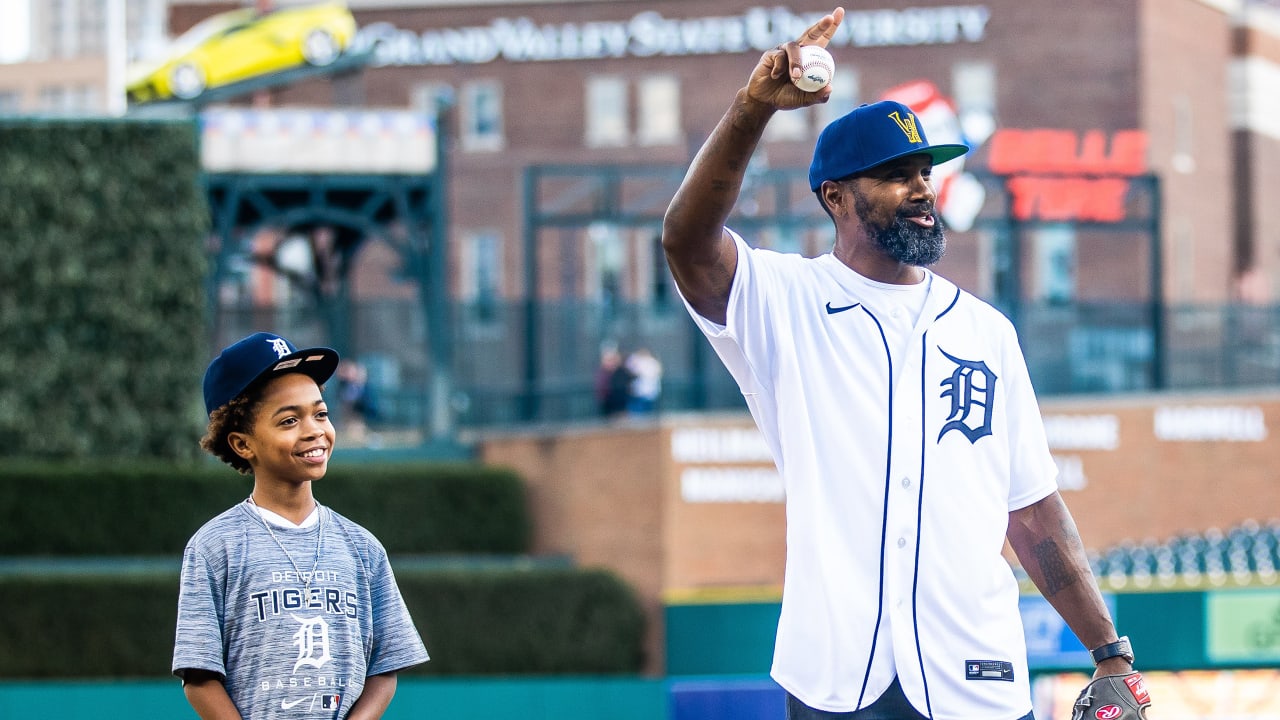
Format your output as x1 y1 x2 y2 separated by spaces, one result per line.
251 569 357 716
176 501 430 719
937 348 997 444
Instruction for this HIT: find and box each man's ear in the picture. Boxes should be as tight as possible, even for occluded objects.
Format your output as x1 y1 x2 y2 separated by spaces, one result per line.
227 431 254 462
820 180 853 217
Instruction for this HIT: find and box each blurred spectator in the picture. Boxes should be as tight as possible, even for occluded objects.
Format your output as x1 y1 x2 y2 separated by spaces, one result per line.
595 345 633 419
337 359 375 444
626 347 662 415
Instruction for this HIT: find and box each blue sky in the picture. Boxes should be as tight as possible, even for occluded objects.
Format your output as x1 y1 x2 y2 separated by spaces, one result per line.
0 0 31 64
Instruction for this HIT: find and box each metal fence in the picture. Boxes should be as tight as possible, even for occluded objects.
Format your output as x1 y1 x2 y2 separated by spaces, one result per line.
214 298 1280 436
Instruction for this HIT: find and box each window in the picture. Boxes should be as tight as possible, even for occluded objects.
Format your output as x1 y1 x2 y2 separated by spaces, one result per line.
1032 224 1076 303
649 231 672 307
816 67 859 128
952 61 996 146
72 84 100 114
79 0 105 56
461 230 504 321
459 80 503 152
637 74 680 146
585 75 628 147
48 0 77 58
586 222 625 308
126 0 167 62
460 230 503 299
411 82 453 117
763 106 807 142
37 86 67 113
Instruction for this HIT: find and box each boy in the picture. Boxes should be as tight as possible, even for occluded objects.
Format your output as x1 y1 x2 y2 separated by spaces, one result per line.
173 332 429 719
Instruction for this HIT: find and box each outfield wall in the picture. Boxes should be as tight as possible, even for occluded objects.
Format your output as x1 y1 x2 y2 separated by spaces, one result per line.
478 391 1280 674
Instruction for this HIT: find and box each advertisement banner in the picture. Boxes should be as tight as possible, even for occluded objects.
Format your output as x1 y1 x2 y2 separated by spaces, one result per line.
1021 593 1116 669
1207 589 1280 663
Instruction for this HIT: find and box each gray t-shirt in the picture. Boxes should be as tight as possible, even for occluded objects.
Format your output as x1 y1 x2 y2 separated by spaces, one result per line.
173 501 430 719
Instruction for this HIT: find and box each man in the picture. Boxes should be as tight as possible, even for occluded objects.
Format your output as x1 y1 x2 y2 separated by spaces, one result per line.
662 8 1145 720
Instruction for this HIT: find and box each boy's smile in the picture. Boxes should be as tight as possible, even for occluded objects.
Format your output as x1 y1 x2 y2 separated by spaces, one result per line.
232 372 335 485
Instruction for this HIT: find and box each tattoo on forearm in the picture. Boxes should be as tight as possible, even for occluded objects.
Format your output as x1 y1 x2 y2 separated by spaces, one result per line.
1031 537 1079 597
729 106 768 135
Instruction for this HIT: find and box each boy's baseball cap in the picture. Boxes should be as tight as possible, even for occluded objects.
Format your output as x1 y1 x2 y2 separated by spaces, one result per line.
808 100 970 191
202 332 340 416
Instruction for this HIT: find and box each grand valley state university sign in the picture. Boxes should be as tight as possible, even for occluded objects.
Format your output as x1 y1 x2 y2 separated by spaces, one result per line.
350 5 993 66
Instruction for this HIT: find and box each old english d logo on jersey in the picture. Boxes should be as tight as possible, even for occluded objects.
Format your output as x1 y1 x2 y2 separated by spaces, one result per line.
888 110 923 144
937 348 996 444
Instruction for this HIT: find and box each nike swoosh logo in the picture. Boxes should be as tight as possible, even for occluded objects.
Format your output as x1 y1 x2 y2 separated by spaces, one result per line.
282 698 307 710
825 302 858 315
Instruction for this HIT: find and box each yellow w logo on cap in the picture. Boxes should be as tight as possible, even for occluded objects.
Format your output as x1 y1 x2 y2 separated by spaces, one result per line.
888 111 922 144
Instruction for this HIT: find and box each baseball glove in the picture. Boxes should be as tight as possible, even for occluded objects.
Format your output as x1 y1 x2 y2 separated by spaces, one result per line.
1071 671 1151 720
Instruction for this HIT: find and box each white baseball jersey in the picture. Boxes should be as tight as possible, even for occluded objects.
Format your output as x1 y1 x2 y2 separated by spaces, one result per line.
680 231 1058 720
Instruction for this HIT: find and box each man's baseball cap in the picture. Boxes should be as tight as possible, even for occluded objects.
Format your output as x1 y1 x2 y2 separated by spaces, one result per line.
808 100 970 191
202 332 340 416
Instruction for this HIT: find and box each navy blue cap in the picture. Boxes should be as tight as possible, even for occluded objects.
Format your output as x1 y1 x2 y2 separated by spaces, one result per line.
202 332 339 416
808 100 969 191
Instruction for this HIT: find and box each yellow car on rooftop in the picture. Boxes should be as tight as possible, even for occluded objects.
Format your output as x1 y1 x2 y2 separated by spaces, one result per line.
126 2 357 103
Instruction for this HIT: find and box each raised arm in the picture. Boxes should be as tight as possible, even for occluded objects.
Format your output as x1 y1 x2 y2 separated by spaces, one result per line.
1006 491 1133 678
661 8 845 325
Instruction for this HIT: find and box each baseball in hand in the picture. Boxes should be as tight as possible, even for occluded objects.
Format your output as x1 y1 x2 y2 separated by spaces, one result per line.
792 45 834 93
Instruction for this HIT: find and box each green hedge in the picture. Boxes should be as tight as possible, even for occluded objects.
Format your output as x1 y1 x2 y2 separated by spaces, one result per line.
0 567 644 678
0 119 209 462
0 462 530 555
399 568 646 674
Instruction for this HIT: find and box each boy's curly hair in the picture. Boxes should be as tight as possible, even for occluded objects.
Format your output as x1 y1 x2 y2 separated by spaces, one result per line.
200 380 329 474
200 392 261 475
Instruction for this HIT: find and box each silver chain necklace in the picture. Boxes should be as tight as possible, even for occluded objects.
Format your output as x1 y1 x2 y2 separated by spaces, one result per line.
247 495 325 595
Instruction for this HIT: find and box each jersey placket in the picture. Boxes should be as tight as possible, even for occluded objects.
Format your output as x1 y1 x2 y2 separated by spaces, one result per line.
881 300 941 707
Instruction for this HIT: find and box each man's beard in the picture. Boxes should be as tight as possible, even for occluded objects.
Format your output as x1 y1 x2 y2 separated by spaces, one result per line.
854 192 947 267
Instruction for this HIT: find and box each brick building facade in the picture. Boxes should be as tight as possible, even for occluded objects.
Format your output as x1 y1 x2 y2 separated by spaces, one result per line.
168 0 1280 307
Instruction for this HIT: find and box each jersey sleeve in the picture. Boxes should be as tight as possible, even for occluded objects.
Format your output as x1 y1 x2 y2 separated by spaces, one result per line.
676 229 777 397
1000 323 1060 510
364 539 430 676
172 543 228 680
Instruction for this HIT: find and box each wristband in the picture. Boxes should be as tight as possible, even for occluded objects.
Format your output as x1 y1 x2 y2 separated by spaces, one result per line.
1089 636 1134 666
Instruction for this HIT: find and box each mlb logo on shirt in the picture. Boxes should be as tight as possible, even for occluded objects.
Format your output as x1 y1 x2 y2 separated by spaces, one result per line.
322 694 341 710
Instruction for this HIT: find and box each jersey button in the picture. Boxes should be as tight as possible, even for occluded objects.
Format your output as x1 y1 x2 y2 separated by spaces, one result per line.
897 537 907 548
901 476 911 488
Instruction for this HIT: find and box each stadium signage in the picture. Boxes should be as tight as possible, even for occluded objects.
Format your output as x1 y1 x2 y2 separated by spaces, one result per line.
672 426 782 503
671 426 772 464
354 5 991 66
681 467 785 503
1154 405 1268 442
1042 414 1120 451
1021 594 1113 667
1207 590 1280 662
984 128 1150 223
